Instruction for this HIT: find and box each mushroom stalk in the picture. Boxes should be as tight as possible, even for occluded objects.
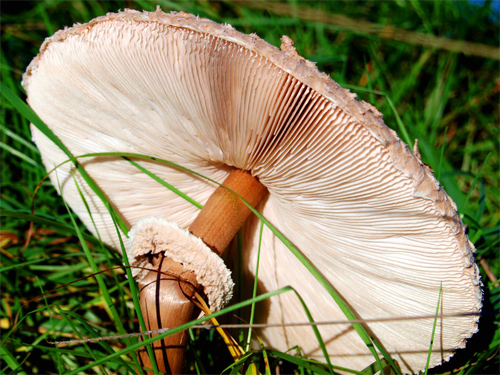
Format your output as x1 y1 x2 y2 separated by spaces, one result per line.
139 169 267 374
189 169 268 254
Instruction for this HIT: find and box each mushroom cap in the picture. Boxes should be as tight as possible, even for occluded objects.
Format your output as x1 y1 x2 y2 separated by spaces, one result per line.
23 9 482 373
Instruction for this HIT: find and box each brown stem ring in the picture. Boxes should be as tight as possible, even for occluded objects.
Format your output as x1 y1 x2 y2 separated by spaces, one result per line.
138 169 267 374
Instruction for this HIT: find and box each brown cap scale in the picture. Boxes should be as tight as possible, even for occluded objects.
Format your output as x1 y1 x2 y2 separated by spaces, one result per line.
24 8 482 374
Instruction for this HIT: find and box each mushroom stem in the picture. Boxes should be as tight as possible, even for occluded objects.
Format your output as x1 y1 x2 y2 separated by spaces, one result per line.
139 256 200 374
139 169 267 374
189 169 268 254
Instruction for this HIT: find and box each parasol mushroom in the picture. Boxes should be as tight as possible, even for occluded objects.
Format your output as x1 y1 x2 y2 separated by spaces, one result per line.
23 8 482 375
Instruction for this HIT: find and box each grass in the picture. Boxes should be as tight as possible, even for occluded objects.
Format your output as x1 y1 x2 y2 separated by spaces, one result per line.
1 0 499 374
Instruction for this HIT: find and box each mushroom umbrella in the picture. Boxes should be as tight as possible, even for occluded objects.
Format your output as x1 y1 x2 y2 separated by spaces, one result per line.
23 8 482 375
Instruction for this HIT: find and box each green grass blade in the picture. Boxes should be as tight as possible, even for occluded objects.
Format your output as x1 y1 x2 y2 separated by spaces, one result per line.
245 220 264 352
436 126 448 182
55 306 108 374
35 275 55 341
262 347 271 375
225 352 253 374
359 358 389 375
459 152 491 214
267 349 355 374
290 290 334 373
0 140 40 167
424 282 443 375
0 345 28 375
423 284 443 375
187 329 204 375
0 124 40 153
37 2 55 35
125 157 202 209
369 340 401 375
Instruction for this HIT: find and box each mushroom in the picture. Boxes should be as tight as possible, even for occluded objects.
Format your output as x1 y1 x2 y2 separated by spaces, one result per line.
23 8 482 375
